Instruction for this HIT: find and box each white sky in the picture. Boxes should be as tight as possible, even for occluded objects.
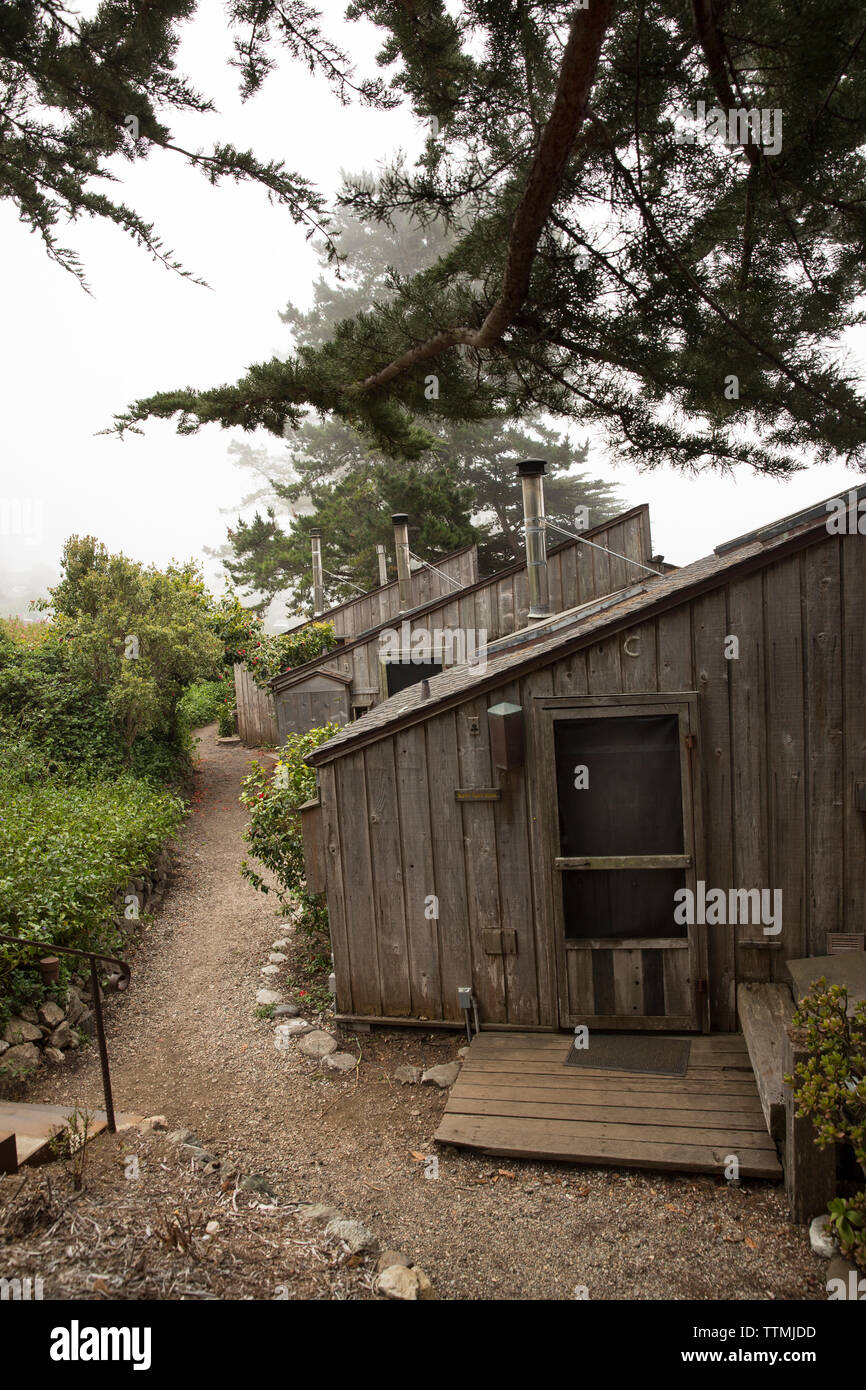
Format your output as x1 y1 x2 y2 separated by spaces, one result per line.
1 3 863 613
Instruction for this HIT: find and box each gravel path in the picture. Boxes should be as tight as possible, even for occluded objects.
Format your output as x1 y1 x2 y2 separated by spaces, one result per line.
28 726 826 1301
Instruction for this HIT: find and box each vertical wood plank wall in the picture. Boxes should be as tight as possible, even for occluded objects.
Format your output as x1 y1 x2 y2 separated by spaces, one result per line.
321 534 866 1032
296 510 654 702
328 545 478 639
233 663 280 747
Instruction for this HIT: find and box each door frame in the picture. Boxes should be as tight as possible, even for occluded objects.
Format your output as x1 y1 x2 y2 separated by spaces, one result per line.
533 692 708 1032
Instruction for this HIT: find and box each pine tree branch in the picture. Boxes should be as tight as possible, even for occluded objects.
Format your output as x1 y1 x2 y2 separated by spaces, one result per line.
354 0 613 395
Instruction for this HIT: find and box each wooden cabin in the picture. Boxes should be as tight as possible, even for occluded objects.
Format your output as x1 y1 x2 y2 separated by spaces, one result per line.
272 504 655 742
302 485 866 1190
233 541 478 747
304 487 865 1034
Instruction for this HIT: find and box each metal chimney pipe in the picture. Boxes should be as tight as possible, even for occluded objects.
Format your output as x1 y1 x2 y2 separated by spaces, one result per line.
392 513 412 613
517 459 549 619
310 528 324 616
375 543 388 587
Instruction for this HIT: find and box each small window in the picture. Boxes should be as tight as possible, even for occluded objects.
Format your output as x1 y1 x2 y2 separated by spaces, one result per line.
384 659 442 697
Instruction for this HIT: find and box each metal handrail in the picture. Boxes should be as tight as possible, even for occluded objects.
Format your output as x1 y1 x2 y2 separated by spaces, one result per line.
0 933 130 1132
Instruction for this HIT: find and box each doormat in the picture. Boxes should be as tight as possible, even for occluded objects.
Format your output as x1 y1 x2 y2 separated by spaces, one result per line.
565 1033 691 1076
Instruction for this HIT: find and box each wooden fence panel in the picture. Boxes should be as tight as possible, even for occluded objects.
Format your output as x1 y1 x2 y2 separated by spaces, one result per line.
233 664 280 747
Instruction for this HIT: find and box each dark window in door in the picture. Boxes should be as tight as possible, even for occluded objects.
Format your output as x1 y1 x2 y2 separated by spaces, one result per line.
554 714 687 939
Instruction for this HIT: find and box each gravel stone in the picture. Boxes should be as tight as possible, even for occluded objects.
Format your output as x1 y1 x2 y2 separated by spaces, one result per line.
323 1052 358 1074
325 1218 378 1254
256 989 284 1006
421 1062 461 1089
298 1030 338 1059
297 1204 344 1227
376 1264 435 1300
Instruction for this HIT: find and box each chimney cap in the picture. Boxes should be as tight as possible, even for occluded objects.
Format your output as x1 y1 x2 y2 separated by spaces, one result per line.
391 512 409 526
517 459 547 477
310 527 321 538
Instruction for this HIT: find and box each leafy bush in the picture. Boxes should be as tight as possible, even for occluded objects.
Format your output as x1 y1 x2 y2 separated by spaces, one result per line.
787 978 866 1270
0 772 184 1002
239 724 339 1010
45 537 223 762
827 1195 866 1269
242 623 337 689
217 700 236 737
178 679 225 730
239 723 339 908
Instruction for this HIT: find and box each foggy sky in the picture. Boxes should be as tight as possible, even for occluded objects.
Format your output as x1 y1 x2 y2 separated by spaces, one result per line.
1 4 863 618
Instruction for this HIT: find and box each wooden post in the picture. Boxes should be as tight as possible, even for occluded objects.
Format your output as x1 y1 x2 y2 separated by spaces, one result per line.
783 1024 836 1223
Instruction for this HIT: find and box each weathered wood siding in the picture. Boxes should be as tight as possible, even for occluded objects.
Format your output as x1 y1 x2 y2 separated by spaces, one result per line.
274 673 351 741
328 545 478 640
293 508 653 710
233 663 280 747
319 532 866 1032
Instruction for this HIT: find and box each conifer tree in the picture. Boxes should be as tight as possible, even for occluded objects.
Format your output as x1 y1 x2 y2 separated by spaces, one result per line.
115 1 866 478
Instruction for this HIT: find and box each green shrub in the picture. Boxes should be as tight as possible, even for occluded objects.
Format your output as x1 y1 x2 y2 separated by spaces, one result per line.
0 772 185 1001
239 725 338 1010
787 979 866 1270
178 679 225 730
242 623 337 689
827 1195 866 1269
239 723 339 909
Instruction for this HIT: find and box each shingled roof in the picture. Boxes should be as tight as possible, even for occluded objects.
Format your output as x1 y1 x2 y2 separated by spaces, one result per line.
306 484 864 767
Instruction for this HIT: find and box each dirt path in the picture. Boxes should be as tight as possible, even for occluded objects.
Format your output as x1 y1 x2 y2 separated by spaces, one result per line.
29 727 826 1301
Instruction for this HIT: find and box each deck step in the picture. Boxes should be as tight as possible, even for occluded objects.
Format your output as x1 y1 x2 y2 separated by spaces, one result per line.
0 1103 141 1174
435 1031 782 1179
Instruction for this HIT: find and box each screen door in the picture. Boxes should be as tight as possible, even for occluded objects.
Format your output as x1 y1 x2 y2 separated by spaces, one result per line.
539 695 704 1030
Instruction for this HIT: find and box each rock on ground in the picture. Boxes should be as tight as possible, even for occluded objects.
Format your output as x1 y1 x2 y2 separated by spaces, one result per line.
421 1062 460 1089
394 1064 422 1085
375 1264 435 1300
809 1214 837 1259
256 989 284 1006
3 1017 43 1045
0 1042 42 1073
298 1203 345 1228
48 1021 76 1050
323 1052 357 1074
298 1030 338 1059
325 1218 378 1254
38 1001 66 1029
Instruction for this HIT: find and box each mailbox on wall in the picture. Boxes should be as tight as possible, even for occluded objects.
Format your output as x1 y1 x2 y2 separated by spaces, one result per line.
487 702 524 771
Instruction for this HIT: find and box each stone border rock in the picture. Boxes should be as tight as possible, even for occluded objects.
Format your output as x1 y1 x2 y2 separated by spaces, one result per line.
135 1120 436 1297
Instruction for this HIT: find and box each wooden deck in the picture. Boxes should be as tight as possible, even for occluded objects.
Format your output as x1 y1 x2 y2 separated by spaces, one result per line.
434 1032 782 1179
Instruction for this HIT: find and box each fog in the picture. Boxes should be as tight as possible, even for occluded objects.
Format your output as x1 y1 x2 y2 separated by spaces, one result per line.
1 4 863 619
